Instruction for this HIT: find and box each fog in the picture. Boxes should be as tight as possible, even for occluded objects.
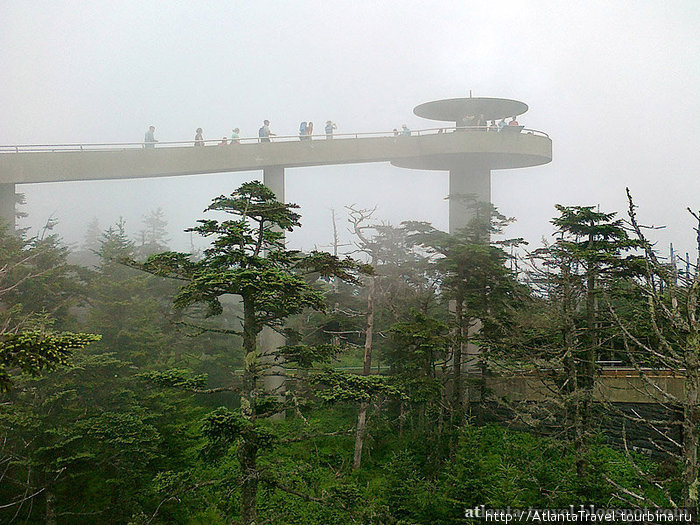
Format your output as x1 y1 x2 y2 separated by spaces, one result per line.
2 2 698 256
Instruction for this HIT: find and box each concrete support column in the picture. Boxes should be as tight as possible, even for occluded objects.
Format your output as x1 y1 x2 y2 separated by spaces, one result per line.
0 183 16 230
448 166 490 408
263 166 285 203
448 166 490 234
261 167 286 404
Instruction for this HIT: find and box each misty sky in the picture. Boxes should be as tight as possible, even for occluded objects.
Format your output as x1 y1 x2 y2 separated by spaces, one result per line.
2 2 699 258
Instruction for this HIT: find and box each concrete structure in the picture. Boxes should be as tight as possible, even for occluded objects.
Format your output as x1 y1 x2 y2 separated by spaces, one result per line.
0 184 15 226
0 96 552 399
262 166 287 399
480 369 685 404
392 97 540 233
0 101 551 231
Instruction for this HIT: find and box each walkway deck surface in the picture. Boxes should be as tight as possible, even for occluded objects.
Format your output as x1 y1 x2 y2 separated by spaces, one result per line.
0 131 552 184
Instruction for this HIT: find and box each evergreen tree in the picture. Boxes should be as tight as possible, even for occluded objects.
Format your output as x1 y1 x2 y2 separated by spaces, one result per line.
404 202 526 415
137 208 171 258
0 225 101 522
82 217 101 253
136 181 372 524
0 223 98 391
489 204 643 480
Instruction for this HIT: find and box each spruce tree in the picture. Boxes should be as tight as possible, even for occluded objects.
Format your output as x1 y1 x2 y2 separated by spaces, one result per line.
135 181 370 524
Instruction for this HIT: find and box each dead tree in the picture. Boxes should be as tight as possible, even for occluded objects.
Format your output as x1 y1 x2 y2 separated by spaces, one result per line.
605 189 700 509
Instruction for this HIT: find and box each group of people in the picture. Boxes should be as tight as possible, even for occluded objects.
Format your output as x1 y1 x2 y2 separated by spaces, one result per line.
143 115 520 148
199 127 242 146
201 119 338 146
392 124 412 136
299 120 337 140
459 115 521 131
143 120 339 148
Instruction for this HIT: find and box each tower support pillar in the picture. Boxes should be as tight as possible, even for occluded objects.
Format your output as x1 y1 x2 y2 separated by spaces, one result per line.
263 166 285 203
261 167 287 407
448 166 490 234
447 166 490 408
0 183 16 229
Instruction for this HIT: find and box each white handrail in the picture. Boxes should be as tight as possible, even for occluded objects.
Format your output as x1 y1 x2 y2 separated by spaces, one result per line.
0 126 549 153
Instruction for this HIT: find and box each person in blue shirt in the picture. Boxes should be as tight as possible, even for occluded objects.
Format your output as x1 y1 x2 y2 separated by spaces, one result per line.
325 120 337 139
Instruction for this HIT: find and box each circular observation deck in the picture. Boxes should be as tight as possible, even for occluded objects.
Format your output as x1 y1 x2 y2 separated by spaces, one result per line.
414 97 528 123
393 96 550 170
390 128 552 171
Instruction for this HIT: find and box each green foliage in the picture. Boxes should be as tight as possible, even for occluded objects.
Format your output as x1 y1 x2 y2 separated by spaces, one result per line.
443 425 676 510
551 204 645 273
201 407 276 460
278 343 339 368
202 407 252 445
0 217 214 524
1 191 690 523
137 208 171 257
135 182 339 327
297 250 370 283
0 329 100 391
140 368 208 390
389 311 449 374
311 368 406 403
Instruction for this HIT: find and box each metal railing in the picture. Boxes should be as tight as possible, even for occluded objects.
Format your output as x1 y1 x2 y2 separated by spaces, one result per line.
0 126 549 153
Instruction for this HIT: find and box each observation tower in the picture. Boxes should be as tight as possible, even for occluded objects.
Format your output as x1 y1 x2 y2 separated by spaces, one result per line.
0 94 552 401
392 97 551 233
0 95 551 233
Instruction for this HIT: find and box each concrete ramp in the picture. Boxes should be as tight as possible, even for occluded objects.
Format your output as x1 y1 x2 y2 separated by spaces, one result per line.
0 131 551 184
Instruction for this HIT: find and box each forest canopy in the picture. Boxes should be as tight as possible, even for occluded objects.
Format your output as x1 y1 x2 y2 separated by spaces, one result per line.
0 185 696 524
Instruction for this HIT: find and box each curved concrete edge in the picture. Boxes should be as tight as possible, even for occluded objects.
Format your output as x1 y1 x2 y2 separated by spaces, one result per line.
0 132 551 184
391 132 552 170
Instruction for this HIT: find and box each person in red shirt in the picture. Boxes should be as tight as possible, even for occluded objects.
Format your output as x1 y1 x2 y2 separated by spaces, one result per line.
508 117 519 126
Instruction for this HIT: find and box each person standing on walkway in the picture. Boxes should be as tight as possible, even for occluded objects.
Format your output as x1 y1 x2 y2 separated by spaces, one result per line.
230 128 240 144
306 121 314 140
144 126 157 148
194 128 204 146
325 120 337 139
299 122 307 141
259 120 274 143
401 124 411 136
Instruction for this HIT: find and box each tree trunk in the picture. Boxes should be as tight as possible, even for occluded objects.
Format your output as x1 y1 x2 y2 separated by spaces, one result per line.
361 276 375 377
353 275 375 470
239 439 258 525
562 262 586 478
45 489 56 525
683 348 700 509
240 294 259 525
453 297 464 414
583 229 598 429
353 402 368 469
